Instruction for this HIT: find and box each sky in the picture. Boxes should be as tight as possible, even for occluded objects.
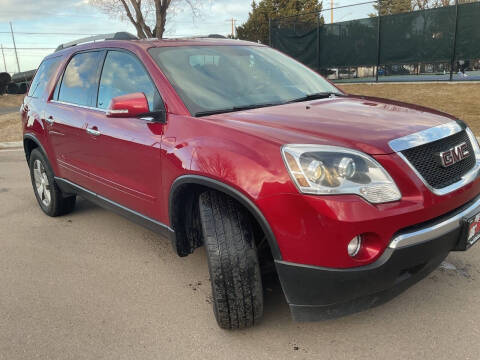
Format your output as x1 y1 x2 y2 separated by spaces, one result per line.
0 0 373 74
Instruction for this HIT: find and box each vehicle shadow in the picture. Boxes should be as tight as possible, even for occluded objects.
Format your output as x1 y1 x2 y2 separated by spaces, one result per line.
72 196 295 322
68 196 480 335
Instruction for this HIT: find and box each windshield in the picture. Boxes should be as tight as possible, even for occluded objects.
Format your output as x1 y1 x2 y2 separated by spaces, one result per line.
148 45 343 116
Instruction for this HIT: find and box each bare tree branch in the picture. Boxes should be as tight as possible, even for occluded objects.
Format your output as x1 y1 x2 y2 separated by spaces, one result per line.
89 0 202 39
119 0 145 37
129 0 154 37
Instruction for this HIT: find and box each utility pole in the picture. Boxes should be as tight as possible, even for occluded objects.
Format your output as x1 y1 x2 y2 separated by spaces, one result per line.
9 22 21 73
375 0 381 82
331 0 334 23
1 44 6 73
230 18 237 38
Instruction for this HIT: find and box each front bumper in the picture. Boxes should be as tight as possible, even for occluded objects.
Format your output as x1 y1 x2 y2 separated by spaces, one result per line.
276 194 480 321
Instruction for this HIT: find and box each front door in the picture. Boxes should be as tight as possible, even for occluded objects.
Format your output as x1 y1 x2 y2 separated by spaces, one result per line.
80 50 165 219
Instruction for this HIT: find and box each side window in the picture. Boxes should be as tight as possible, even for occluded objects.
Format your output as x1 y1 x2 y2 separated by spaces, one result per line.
58 51 102 107
97 51 162 111
27 57 61 98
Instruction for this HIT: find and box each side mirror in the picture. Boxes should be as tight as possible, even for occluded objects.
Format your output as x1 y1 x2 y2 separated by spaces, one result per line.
106 92 166 122
106 92 149 118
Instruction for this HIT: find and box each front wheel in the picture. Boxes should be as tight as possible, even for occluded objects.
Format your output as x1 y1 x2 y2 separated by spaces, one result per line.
29 148 76 217
198 190 264 329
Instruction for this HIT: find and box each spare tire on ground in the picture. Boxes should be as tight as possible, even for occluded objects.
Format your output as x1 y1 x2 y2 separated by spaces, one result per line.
7 82 18 94
0 72 11 85
18 82 28 94
11 69 35 83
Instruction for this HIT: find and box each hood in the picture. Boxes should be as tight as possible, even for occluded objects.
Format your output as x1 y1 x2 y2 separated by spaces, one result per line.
207 96 457 155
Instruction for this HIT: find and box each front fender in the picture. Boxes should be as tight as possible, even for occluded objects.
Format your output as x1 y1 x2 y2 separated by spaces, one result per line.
161 114 298 259
160 114 298 217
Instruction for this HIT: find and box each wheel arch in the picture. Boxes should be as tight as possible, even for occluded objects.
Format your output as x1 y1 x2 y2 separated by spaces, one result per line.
169 175 282 260
23 133 47 163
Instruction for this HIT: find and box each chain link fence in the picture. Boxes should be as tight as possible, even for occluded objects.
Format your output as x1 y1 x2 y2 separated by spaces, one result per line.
270 1 480 82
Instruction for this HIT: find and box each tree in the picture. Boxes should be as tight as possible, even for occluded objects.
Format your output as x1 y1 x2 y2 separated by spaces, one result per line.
236 0 323 45
373 0 471 15
89 0 199 39
372 0 412 16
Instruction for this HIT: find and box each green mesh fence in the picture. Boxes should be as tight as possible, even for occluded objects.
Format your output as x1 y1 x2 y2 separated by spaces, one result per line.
270 2 480 71
455 1 480 59
270 20 318 69
319 17 378 67
380 6 456 64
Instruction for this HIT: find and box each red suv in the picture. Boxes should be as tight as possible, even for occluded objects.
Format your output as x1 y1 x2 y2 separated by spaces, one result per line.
22 32 480 329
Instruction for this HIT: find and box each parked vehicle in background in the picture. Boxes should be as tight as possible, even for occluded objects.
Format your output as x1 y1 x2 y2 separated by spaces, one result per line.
22 32 480 329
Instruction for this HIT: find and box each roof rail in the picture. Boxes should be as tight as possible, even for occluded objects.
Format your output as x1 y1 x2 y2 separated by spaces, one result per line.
55 32 138 52
160 34 228 40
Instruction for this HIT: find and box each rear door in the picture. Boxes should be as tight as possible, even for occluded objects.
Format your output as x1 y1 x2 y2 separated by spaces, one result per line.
81 49 165 218
22 56 63 163
47 50 104 189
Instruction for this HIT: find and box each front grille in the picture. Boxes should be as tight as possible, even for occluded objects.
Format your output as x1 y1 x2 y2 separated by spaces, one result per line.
401 130 475 189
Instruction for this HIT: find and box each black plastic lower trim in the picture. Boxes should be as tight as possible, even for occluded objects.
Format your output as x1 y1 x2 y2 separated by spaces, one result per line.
275 225 462 321
23 133 48 162
55 177 175 243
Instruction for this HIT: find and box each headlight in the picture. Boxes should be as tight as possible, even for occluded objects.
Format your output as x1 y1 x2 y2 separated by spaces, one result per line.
282 144 401 203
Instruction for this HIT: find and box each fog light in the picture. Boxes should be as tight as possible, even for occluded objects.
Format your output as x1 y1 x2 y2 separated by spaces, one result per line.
348 235 362 257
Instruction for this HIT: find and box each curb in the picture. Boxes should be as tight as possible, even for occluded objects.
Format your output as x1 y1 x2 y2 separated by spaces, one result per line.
0 141 22 150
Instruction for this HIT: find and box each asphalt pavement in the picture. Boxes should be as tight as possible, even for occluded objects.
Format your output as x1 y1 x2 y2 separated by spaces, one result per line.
1 149 480 360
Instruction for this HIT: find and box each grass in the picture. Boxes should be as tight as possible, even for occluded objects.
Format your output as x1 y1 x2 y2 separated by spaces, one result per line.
0 94 24 108
0 95 23 142
0 113 22 142
337 82 480 135
0 83 479 142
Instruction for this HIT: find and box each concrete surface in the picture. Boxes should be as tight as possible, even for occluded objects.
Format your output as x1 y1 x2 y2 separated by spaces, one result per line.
0 141 22 150
1 149 480 360
0 106 19 116
334 70 480 83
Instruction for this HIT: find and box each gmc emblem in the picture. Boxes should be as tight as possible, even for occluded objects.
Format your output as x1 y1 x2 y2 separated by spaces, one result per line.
438 142 470 167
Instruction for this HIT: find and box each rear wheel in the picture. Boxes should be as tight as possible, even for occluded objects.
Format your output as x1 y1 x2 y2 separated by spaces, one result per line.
198 190 263 329
29 148 76 217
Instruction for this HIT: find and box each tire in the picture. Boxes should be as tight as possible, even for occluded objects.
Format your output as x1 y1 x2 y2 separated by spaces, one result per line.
29 148 76 217
198 190 263 329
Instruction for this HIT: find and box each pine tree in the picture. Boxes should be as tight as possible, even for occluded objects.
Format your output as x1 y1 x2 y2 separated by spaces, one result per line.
236 0 323 45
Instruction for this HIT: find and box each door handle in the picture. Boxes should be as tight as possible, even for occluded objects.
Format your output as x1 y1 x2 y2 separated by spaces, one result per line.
45 115 54 125
86 127 101 136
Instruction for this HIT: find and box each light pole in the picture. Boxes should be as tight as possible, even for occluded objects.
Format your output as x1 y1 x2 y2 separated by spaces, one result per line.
9 22 21 73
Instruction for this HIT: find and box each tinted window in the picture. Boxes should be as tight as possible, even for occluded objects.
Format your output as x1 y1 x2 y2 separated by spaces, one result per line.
27 56 61 98
58 51 102 107
97 51 161 111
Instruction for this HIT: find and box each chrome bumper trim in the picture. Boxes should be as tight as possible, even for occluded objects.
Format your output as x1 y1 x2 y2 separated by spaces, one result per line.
389 121 462 152
389 195 480 249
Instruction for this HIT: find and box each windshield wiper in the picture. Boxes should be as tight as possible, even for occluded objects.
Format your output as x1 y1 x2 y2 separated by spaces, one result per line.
195 102 278 117
194 93 345 117
285 92 344 104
